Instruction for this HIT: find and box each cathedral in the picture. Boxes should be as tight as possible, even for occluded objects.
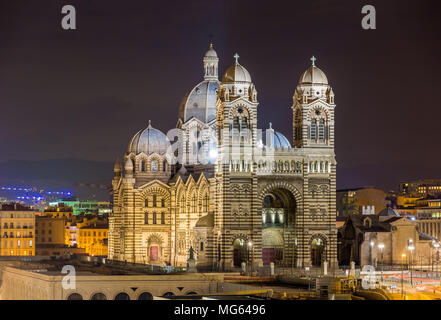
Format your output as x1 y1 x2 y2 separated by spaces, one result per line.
109 44 338 271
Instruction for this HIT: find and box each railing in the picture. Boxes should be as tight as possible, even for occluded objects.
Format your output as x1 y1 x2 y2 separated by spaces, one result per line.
83 257 188 274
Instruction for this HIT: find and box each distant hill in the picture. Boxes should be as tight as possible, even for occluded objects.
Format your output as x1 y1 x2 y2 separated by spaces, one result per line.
0 158 113 201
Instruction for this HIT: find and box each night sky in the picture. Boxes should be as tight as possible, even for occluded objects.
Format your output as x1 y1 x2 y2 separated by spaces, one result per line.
0 0 440 198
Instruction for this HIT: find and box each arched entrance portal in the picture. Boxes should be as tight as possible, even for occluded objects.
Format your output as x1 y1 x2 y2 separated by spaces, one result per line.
147 234 162 264
262 229 284 265
311 236 326 267
261 188 296 266
233 238 248 267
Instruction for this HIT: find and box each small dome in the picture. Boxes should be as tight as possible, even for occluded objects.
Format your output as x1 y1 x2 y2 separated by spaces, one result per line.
222 53 252 83
127 121 170 155
299 57 328 85
299 65 328 85
273 131 292 148
204 43 218 58
378 207 400 217
259 128 292 149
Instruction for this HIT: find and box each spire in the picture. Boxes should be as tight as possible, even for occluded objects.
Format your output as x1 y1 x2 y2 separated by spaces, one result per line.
234 53 240 64
310 55 316 66
203 43 219 80
148 120 152 128
114 158 121 172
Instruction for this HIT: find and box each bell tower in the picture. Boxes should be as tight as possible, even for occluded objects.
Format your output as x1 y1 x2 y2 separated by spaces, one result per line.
292 56 335 148
214 53 262 270
292 56 338 268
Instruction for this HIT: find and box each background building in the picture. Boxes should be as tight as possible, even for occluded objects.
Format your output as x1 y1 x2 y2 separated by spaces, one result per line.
78 223 108 256
336 187 388 217
49 198 111 216
0 204 36 256
399 179 441 196
338 208 437 267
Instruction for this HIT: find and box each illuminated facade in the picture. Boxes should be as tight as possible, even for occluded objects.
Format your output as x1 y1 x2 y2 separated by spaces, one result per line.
0 204 35 256
336 187 388 217
400 179 441 196
49 199 111 216
77 224 108 256
109 45 338 270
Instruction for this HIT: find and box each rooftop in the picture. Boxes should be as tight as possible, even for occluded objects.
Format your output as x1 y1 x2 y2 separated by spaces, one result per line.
0 203 34 211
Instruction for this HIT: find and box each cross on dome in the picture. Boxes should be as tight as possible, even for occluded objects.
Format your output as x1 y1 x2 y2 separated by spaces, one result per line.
310 55 316 66
234 53 240 64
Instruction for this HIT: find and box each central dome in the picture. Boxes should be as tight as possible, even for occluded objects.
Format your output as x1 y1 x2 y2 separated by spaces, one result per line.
179 80 220 123
127 122 170 155
222 53 252 83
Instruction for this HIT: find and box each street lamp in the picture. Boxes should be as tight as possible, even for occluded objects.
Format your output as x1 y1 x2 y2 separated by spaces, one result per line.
433 241 440 283
401 253 406 299
408 239 415 286
378 243 384 281
248 241 253 275
370 241 375 266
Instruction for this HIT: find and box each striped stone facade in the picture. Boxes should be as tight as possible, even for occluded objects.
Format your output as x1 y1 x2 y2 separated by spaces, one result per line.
109 47 338 271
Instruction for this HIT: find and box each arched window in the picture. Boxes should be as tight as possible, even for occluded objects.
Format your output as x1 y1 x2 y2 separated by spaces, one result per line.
233 117 239 131
203 194 209 212
114 293 130 300
162 292 175 297
318 119 325 141
144 212 149 224
241 117 248 130
91 293 107 300
141 160 146 172
67 293 83 300
145 198 149 207
153 212 157 224
161 212 165 224
163 160 167 172
161 198 165 207
311 119 317 141
151 160 157 172
138 292 153 300
153 195 157 207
